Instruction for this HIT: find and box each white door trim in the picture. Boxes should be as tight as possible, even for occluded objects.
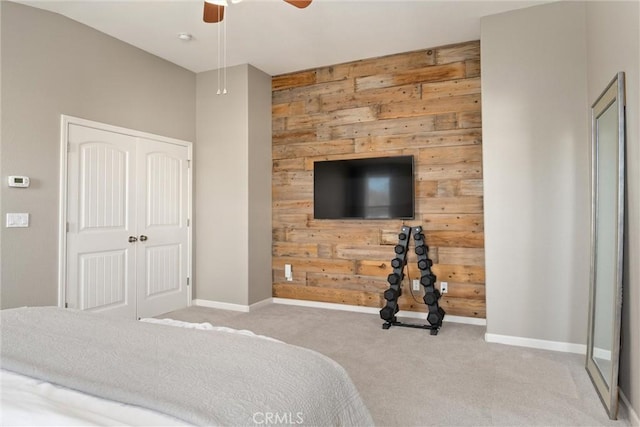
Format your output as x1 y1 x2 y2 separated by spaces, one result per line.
58 115 193 311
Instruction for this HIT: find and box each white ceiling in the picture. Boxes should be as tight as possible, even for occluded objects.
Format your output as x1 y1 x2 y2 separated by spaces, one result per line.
17 0 547 75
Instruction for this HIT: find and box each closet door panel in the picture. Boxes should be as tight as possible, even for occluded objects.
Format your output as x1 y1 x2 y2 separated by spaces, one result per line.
135 138 190 318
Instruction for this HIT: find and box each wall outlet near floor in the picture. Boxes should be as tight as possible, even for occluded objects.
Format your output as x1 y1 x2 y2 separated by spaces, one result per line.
284 264 293 281
440 281 448 294
412 279 420 291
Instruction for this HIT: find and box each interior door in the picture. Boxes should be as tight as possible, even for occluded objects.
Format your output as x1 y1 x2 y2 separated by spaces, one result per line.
66 124 137 318
135 138 190 318
65 120 191 319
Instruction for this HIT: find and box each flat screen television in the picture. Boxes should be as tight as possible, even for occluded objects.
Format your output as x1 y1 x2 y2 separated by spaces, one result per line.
313 155 415 220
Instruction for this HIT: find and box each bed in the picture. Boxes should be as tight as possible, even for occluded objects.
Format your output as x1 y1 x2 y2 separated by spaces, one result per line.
0 307 373 426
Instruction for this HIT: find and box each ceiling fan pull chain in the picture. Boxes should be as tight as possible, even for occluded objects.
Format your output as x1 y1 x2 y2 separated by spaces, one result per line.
223 9 228 94
216 9 222 95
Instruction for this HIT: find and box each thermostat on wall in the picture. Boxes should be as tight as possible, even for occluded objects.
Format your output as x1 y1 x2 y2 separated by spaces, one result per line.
8 176 30 188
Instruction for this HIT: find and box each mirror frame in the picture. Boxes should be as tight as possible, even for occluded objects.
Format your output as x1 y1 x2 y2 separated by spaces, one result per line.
586 71 625 420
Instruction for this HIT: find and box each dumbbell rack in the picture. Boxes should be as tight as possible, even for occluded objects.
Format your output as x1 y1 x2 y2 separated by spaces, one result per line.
379 225 445 335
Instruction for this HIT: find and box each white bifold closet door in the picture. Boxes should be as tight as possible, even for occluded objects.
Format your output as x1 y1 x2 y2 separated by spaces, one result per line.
65 123 190 319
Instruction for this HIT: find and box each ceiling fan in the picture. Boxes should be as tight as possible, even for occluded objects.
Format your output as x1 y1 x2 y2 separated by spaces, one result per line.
203 0 313 23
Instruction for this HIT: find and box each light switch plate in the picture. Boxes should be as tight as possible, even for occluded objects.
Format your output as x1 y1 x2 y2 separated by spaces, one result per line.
6 213 29 228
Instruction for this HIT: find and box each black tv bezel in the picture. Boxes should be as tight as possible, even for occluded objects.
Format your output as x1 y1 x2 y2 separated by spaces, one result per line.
312 155 415 220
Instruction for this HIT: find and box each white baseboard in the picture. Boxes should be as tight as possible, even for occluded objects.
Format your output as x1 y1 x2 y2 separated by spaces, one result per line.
619 389 640 426
249 298 274 311
272 298 486 326
484 333 587 354
193 298 273 313
193 299 250 312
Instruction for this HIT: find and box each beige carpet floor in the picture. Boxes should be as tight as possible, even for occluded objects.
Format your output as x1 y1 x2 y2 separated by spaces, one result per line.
162 303 629 426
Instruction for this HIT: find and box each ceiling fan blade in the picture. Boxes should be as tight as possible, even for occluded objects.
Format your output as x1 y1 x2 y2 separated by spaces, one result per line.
203 2 225 23
283 0 312 9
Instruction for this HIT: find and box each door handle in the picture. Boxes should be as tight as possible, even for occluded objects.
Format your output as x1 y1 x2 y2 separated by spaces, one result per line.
139 235 148 242
128 236 138 243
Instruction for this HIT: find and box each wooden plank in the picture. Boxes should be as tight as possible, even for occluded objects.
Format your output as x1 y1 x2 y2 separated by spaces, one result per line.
273 200 312 213
306 273 389 293
335 244 395 260
355 256 420 277
458 111 482 129
355 259 394 277
273 138 354 160
330 114 439 140
459 179 484 196
316 49 436 83
435 179 483 197
272 170 313 185
273 79 354 105
434 282 485 299
273 283 383 307
439 297 486 318
378 93 481 120
305 218 395 230
355 128 481 153
465 59 481 78
423 230 484 248
422 77 481 101
272 242 318 258
421 213 484 232
272 129 317 145
320 84 421 113
272 213 309 229
273 158 305 172
395 296 486 318
437 248 485 266
272 101 306 118
432 264 484 283
436 180 459 197
416 180 438 198
417 196 484 214
272 70 317 91
273 257 355 275
272 117 286 132
435 41 480 64
286 229 380 245
419 144 483 165
435 113 458 131
272 185 311 201
355 62 466 92
273 228 287 242
273 269 307 286
317 243 334 258
416 161 483 180
286 106 378 131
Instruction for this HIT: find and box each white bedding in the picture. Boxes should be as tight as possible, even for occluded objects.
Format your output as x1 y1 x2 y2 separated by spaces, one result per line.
1 369 188 426
0 318 259 426
0 310 373 426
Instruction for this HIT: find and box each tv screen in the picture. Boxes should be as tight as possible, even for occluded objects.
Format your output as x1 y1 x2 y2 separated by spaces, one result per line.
313 155 415 220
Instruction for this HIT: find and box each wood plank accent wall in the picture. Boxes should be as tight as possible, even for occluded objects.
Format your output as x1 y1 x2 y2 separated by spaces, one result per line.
271 40 485 318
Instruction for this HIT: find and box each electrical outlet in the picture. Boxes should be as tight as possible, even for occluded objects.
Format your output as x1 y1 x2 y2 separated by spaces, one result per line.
440 281 448 294
412 279 420 291
284 264 293 281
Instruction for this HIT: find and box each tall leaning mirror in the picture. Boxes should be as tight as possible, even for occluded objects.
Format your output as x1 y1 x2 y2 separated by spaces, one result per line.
586 71 625 420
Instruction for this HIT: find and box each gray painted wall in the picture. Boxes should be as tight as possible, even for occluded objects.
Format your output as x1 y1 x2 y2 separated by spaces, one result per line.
481 1 590 345
0 2 196 308
586 0 640 418
194 64 272 306
483 1 639 419
247 65 273 305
